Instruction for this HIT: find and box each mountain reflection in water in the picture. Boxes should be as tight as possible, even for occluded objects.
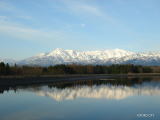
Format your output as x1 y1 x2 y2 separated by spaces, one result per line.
1 77 160 120
1 77 160 101
35 82 160 101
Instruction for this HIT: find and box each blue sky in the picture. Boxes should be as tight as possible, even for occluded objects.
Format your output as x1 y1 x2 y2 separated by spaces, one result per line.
0 0 160 59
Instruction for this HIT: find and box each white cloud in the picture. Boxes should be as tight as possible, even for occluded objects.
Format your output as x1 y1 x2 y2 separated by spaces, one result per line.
0 1 33 21
17 15 33 20
64 1 105 16
0 1 15 11
0 21 67 42
0 16 8 21
73 4 105 17
59 0 114 23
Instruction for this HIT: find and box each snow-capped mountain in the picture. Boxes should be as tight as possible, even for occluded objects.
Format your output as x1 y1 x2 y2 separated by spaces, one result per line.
2 48 160 66
18 48 135 66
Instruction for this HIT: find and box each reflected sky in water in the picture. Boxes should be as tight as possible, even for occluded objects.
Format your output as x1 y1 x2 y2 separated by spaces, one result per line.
0 77 160 120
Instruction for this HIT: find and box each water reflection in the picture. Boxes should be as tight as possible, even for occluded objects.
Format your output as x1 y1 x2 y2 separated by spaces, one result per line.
1 77 160 120
34 82 160 101
1 77 160 101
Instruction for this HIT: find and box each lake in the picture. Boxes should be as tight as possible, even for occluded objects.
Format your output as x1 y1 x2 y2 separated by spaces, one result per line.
0 76 160 120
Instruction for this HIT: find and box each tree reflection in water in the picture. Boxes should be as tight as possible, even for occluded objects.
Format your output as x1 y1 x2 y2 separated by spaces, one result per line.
1 77 160 101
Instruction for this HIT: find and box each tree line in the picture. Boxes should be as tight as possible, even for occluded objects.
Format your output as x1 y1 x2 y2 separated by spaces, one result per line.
0 62 158 76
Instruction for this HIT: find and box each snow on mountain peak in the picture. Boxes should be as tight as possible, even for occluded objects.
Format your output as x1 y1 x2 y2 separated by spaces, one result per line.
3 48 160 66
19 48 136 66
47 48 65 56
44 48 134 58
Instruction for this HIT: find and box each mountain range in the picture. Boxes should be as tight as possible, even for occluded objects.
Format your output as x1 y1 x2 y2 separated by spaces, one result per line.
1 48 160 66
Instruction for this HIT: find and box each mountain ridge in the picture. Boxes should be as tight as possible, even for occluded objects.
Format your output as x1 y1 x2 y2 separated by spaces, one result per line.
1 48 160 66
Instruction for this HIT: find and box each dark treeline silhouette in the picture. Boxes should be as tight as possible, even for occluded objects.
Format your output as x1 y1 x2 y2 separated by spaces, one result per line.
0 62 11 75
0 62 159 76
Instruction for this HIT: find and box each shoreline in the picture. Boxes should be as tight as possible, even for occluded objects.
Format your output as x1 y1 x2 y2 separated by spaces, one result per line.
0 73 160 86
1 73 160 78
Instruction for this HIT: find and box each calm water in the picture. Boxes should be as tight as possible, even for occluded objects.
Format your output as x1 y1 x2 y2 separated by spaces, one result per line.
0 77 160 120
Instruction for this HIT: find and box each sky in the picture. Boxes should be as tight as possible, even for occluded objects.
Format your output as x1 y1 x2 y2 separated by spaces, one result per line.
0 0 160 60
